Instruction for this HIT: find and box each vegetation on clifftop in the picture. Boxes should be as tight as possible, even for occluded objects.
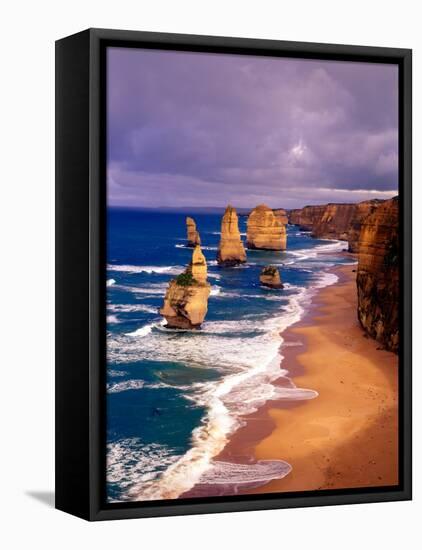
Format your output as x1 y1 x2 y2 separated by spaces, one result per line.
175 271 197 287
261 266 277 276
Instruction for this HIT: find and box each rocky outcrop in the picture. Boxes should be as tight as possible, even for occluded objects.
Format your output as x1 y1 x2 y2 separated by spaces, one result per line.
260 266 283 289
356 197 399 353
347 200 383 252
160 245 210 329
217 205 247 266
186 216 201 247
247 204 287 250
273 208 288 225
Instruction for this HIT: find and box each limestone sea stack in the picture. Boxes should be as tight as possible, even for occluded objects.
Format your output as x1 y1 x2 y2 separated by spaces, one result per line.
186 216 201 247
247 204 287 250
160 245 211 329
217 205 247 266
356 197 399 352
260 265 283 289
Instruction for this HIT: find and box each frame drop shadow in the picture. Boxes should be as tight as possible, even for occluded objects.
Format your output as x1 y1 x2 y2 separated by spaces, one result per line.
26 491 55 508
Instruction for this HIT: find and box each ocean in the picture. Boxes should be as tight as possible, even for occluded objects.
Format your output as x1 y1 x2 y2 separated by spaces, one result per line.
106 207 355 502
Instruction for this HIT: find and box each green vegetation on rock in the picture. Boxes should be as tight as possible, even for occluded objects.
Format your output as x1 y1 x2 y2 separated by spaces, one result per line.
175 271 196 287
262 266 277 276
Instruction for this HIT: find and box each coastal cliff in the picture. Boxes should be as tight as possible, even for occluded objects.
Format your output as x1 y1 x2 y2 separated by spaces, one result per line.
289 201 385 249
160 245 211 329
356 197 399 352
310 203 357 240
186 216 201 247
247 204 287 250
347 200 383 252
288 205 326 231
217 205 247 266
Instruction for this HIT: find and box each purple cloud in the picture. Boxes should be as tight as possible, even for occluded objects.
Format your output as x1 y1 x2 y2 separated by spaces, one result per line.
107 47 398 208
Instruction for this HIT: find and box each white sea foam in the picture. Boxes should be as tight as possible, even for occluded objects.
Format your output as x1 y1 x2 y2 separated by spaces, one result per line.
107 377 179 393
126 320 165 338
108 369 129 378
313 271 339 288
107 314 120 324
108 303 157 314
106 278 116 287
107 380 146 393
107 438 181 499
116 283 167 295
289 239 347 260
198 459 291 487
107 264 184 275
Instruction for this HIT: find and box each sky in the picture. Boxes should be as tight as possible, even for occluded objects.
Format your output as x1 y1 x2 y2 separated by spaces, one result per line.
107 47 398 209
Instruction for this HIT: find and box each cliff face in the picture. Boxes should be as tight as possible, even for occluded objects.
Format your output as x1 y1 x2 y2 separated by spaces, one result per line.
356 197 399 352
217 205 247 266
311 203 357 240
260 265 283 289
160 245 210 329
347 200 383 252
289 200 387 250
186 216 201 247
288 205 327 231
247 204 287 250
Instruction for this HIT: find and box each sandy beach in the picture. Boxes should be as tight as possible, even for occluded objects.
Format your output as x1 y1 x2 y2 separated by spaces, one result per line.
194 263 399 496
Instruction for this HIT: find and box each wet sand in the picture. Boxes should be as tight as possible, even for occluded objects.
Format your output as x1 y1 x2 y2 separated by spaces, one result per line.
183 264 399 497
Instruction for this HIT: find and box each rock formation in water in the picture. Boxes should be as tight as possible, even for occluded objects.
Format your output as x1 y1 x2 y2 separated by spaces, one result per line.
347 200 383 252
160 245 211 329
247 204 287 250
273 208 288 225
217 205 247 266
356 197 399 353
186 216 201 247
260 265 284 289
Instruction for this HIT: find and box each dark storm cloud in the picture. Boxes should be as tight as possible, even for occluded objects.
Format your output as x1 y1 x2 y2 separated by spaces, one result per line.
107 47 398 208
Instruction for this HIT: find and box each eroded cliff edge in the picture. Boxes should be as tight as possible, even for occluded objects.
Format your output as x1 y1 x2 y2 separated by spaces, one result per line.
347 200 383 252
356 197 399 353
289 200 383 248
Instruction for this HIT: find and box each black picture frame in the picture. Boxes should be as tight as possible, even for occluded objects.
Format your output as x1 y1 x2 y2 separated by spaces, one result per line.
55 28 412 521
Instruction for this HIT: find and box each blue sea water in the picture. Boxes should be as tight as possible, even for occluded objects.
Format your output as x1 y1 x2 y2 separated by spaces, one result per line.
106 208 355 502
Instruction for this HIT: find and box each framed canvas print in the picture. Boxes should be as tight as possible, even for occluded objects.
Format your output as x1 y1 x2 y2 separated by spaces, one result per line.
55 28 412 521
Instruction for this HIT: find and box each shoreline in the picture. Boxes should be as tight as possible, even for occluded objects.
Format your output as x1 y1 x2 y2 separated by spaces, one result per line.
182 263 398 497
